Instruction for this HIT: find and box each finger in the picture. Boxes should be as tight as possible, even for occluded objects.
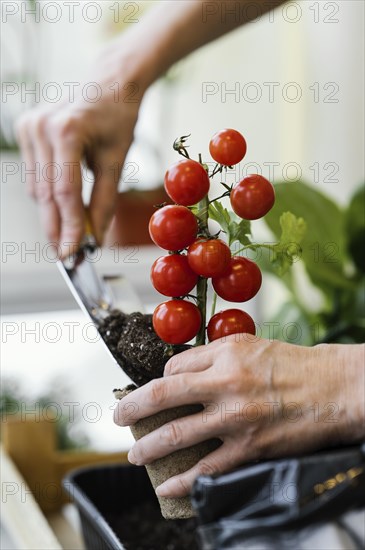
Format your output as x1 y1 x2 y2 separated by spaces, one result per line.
15 116 37 199
89 147 124 245
155 442 238 498
164 342 218 377
128 412 222 465
30 118 61 243
52 141 84 257
114 372 213 426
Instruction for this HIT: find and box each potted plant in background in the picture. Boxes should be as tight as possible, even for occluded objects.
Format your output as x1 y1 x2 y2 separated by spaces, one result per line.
261 181 364 345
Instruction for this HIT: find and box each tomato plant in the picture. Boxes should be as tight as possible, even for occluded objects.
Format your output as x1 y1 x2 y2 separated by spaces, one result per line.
207 309 256 342
230 174 275 220
149 205 198 251
164 159 210 206
187 238 231 278
149 130 304 346
212 257 262 302
153 300 201 344
209 129 247 166
151 254 198 297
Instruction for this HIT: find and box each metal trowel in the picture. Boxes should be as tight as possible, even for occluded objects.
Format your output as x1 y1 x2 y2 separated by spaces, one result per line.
56 218 142 366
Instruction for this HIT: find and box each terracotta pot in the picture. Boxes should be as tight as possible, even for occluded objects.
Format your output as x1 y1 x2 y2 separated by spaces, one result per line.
104 187 170 246
120 386 221 519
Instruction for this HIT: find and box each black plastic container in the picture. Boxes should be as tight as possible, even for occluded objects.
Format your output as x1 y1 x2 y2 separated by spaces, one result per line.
63 463 160 550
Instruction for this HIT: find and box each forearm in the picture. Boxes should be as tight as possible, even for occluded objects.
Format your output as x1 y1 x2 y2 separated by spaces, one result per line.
111 0 285 90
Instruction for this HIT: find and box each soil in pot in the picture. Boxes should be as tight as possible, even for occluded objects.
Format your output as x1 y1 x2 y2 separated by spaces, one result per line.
106 501 199 550
99 310 188 386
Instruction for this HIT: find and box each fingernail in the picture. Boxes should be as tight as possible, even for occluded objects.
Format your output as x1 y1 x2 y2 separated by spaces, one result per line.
155 480 173 497
60 245 71 259
128 448 137 464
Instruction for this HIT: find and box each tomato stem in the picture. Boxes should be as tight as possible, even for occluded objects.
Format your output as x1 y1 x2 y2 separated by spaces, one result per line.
211 291 217 318
208 190 231 204
234 243 277 256
173 135 191 159
209 163 223 179
195 194 209 346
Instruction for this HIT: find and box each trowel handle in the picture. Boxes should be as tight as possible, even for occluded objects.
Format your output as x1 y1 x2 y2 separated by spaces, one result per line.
82 209 98 250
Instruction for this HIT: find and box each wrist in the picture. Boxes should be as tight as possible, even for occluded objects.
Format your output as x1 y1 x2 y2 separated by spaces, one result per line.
334 343 365 443
108 8 175 96
94 33 157 104
314 343 365 444
113 41 157 96
274 342 364 447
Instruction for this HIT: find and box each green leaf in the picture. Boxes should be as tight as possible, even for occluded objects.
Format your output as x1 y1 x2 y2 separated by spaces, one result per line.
345 184 365 274
271 212 307 275
189 205 200 216
264 181 354 295
208 202 251 247
276 211 307 246
228 216 251 246
208 202 230 234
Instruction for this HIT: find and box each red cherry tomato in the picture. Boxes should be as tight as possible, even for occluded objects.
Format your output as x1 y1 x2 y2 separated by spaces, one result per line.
209 129 247 166
187 239 231 278
207 309 256 342
212 257 262 302
150 254 198 297
230 174 275 220
164 159 210 206
149 205 198 251
153 300 201 344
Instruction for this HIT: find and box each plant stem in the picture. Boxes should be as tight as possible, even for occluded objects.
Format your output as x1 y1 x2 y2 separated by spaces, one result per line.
209 163 223 178
178 148 189 159
195 195 209 345
208 190 231 204
211 291 217 318
233 243 276 256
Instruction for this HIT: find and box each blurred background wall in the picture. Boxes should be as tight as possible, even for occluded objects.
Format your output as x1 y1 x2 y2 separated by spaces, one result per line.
1 0 364 452
1 0 364 314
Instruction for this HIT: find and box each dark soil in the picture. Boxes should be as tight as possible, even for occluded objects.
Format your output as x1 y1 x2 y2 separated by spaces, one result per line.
99 311 189 386
106 501 199 550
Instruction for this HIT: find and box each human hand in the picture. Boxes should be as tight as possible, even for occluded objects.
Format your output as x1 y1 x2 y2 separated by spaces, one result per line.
14 0 289 258
114 336 363 498
15 39 146 257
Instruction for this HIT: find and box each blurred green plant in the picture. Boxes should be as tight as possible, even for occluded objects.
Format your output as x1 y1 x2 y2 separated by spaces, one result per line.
260 181 365 345
0 380 89 450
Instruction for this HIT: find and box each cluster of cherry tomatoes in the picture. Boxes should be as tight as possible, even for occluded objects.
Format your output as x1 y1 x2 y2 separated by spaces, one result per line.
148 129 275 345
